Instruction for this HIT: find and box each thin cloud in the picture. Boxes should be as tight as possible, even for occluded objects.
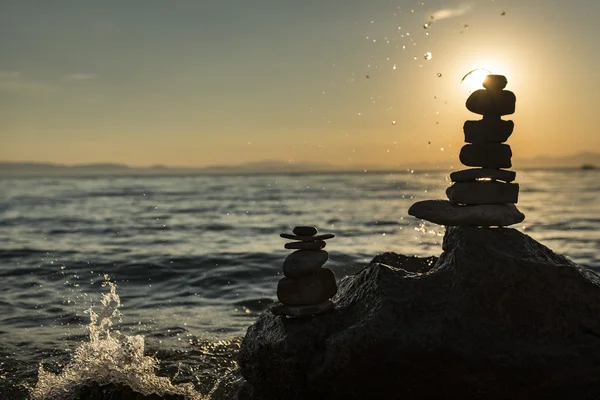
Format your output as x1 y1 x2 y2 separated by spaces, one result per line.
0 71 21 80
427 3 472 23
0 70 57 94
64 73 98 81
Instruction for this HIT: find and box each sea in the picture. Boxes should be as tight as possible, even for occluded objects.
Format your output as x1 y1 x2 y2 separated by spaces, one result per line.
1 169 599 399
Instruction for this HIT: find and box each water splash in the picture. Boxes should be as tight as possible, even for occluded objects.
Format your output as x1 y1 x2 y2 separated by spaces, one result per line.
31 276 204 400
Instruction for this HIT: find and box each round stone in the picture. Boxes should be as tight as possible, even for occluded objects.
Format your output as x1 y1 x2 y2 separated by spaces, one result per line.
446 181 519 205
285 241 326 250
483 74 508 90
459 143 512 169
277 268 337 306
463 119 514 143
270 300 334 317
283 250 329 278
450 168 516 183
466 89 516 116
292 226 318 236
408 200 525 226
280 233 335 242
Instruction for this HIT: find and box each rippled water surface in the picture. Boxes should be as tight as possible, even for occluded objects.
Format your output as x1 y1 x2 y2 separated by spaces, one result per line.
1 170 599 398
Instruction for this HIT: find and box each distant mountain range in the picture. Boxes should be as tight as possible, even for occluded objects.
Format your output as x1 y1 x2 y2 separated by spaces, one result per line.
0 152 598 178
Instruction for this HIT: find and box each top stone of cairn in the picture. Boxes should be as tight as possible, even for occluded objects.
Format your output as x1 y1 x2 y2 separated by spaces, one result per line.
483 74 507 91
292 226 318 236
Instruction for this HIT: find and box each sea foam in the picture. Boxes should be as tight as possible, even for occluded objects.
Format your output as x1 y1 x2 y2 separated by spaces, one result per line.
31 277 204 400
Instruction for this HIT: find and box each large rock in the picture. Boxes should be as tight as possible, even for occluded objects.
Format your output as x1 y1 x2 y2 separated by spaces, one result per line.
450 168 516 183
282 250 329 278
460 143 512 168
446 181 519 204
277 268 337 305
483 74 508 90
408 199 524 226
238 227 600 399
463 118 514 143
466 89 516 116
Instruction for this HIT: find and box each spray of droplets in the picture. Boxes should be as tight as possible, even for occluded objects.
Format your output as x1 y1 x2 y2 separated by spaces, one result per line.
30 277 204 400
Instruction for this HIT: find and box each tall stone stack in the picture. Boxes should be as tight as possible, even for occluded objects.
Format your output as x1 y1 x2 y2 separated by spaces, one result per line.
409 74 525 227
270 226 337 317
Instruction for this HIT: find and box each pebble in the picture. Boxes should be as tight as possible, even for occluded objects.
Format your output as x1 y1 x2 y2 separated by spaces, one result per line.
450 168 516 183
463 119 514 143
292 226 318 236
459 144 512 169
277 268 337 306
483 74 508 90
270 300 334 317
446 181 519 204
466 89 516 116
280 233 335 242
285 241 326 250
282 250 329 278
408 200 525 226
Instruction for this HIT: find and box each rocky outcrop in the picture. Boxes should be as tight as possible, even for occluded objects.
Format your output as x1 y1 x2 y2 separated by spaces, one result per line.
238 227 600 399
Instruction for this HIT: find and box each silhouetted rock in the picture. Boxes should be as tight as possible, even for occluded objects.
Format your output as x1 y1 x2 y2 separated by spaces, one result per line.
292 226 318 236
450 168 516 182
483 74 508 90
466 89 516 116
446 181 519 204
464 118 514 143
239 227 600 399
369 252 438 273
277 268 337 305
280 233 335 241
282 250 328 278
284 240 326 250
409 200 524 226
270 300 334 317
460 143 512 168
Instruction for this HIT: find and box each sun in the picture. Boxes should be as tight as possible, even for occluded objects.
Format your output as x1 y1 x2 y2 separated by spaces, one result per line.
460 68 492 92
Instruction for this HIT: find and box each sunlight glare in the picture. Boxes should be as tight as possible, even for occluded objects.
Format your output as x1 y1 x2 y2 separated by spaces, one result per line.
460 68 492 92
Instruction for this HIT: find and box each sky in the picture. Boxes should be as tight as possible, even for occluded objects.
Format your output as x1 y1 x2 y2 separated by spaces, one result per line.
1 0 599 168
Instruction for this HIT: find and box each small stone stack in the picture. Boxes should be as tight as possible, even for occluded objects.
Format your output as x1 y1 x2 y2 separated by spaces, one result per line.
409 74 525 227
270 226 337 317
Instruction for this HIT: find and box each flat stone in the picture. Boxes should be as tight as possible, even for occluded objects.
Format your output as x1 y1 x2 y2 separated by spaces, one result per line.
450 168 516 183
292 226 318 236
408 200 525 226
446 181 519 204
285 240 326 250
283 250 329 278
459 143 512 168
270 300 334 317
466 89 516 116
280 233 335 242
483 74 507 90
463 118 514 143
277 268 337 306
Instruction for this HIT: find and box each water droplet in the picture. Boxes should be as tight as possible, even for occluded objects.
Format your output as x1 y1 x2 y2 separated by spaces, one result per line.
440 147 444 151
392 120 396 125
437 73 442 77
424 52 432 60
501 11 506 16
393 64 397 70
423 23 430 29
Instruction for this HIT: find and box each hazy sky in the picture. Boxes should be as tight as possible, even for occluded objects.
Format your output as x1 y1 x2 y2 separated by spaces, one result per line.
1 0 599 167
